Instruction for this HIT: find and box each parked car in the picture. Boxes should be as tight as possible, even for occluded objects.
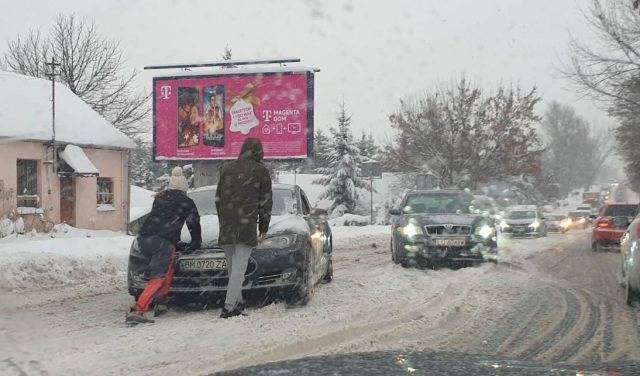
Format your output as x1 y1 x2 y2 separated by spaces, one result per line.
389 189 498 269
620 211 640 305
500 207 547 237
591 202 637 252
128 184 333 304
544 213 571 234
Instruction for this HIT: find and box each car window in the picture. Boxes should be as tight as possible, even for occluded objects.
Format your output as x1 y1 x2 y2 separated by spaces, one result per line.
603 205 636 217
404 193 473 214
300 190 311 215
188 189 217 215
507 211 536 220
272 189 298 216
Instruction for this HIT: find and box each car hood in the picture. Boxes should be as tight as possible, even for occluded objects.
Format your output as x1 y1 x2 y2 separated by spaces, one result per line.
504 218 537 225
181 214 309 248
400 214 485 227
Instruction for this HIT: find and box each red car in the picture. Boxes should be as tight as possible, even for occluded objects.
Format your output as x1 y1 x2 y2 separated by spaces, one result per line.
591 203 637 252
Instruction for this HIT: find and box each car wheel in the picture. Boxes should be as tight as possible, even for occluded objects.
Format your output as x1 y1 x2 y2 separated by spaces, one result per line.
286 242 314 307
596 242 605 253
322 256 333 283
625 273 639 306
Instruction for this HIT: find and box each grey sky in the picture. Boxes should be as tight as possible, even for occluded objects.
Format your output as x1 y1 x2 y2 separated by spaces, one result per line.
0 0 611 141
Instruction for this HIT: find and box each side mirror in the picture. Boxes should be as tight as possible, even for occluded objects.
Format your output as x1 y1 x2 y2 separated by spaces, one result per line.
311 208 328 218
614 216 631 228
589 214 597 220
389 209 401 216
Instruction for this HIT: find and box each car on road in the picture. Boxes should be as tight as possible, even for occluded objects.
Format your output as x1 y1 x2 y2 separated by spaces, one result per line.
619 212 640 305
128 184 333 304
389 189 498 268
567 210 591 230
592 202 637 252
544 213 571 234
499 206 547 237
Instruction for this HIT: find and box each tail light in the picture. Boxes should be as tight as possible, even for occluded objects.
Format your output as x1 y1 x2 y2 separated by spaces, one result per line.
597 218 613 228
636 223 640 237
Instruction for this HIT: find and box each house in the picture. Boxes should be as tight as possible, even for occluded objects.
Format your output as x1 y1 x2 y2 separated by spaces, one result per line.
0 71 136 232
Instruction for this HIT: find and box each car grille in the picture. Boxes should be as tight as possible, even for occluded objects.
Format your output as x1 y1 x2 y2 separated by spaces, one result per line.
424 225 471 235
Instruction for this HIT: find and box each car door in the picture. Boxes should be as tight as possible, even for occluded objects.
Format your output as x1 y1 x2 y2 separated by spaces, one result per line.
299 189 324 275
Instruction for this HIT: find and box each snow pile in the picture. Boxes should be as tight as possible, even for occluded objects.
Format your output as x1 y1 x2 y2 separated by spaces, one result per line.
0 226 131 291
329 214 370 227
0 71 135 149
130 185 157 222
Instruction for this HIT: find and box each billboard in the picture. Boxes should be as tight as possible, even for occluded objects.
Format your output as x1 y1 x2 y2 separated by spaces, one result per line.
153 69 314 160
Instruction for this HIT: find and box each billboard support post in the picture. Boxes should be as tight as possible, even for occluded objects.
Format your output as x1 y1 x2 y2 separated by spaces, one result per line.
361 160 382 225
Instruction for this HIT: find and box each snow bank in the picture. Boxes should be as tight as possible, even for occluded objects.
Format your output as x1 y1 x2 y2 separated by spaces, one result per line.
0 226 131 291
329 214 370 227
130 185 156 222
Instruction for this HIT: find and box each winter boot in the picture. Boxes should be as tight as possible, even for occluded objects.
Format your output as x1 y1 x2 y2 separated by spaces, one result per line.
126 311 155 326
219 305 247 319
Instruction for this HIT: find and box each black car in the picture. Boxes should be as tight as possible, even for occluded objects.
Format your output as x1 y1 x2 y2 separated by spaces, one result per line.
389 190 498 268
128 184 333 304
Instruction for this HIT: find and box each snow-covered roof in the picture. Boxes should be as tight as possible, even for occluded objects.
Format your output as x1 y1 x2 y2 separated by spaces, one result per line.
0 71 136 149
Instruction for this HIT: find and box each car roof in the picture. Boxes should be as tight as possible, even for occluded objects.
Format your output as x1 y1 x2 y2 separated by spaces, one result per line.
189 183 296 193
407 189 467 194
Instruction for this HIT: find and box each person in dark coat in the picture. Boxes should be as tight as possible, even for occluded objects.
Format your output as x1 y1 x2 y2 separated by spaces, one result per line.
216 138 272 318
126 167 201 325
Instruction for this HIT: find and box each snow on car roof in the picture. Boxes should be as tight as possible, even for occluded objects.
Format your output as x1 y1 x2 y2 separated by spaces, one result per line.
189 183 296 193
0 71 136 149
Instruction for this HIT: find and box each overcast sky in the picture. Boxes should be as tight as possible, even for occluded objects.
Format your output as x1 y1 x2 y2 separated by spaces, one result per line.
0 0 612 140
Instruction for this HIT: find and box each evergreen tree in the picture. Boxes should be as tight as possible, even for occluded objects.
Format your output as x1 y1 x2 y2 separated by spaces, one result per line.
314 102 369 214
313 129 331 171
357 132 380 162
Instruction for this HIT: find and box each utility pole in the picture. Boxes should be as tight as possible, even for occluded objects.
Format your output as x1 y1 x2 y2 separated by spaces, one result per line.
45 57 61 144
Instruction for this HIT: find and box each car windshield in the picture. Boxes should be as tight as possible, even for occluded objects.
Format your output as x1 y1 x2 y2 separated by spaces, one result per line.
547 215 566 221
508 211 536 220
603 205 637 217
569 211 588 218
403 193 473 214
188 188 297 216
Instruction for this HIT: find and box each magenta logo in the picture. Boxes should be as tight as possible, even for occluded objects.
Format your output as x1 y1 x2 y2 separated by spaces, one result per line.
160 86 172 100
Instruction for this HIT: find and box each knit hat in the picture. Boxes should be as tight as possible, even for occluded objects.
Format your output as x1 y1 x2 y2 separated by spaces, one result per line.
168 167 189 192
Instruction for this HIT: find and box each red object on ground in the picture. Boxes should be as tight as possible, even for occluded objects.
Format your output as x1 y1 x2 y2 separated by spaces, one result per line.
135 251 175 313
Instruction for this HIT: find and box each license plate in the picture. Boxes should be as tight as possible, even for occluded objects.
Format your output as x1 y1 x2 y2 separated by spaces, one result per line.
435 238 466 247
179 258 227 271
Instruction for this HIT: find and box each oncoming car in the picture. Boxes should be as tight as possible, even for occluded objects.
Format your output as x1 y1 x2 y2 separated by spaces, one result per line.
500 208 547 237
544 213 571 234
128 184 333 305
389 190 498 269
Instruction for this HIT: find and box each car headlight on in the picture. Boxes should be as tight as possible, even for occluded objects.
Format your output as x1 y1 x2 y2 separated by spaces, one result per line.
475 224 495 238
499 220 510 230
560 218 572 228
257 234 298 249
530 220 540 229
399 222 423 237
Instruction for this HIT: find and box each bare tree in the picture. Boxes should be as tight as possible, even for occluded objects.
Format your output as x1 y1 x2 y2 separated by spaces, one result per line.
386 78 543 189
3 14 149 138
564 0 640 107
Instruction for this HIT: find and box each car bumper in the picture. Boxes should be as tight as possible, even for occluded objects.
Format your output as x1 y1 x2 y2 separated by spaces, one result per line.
128 245 306 295
394 236 498 264
593 228 626 244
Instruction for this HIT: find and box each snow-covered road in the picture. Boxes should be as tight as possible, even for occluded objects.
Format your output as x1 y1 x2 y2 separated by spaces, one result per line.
2 228 640 375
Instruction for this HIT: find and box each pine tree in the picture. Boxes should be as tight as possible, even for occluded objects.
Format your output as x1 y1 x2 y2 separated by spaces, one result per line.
314 102 369 214
357 132 380 162
313 129 331 171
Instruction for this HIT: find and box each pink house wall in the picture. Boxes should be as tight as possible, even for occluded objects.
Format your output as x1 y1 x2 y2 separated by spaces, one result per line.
0 141 129 232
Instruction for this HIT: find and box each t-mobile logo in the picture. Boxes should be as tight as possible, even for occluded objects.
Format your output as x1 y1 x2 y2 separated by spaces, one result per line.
262 110 273 121
160 86 172 100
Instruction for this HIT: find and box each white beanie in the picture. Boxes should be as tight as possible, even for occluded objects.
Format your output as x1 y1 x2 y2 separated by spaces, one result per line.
168 167 189 192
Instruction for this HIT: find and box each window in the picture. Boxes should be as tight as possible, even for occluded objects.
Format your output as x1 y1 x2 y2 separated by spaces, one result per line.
300 191 311 215
16 159 39 208
97 178 114 207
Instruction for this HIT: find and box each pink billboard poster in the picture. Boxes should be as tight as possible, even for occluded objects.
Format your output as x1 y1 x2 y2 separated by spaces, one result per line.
153 71 313 160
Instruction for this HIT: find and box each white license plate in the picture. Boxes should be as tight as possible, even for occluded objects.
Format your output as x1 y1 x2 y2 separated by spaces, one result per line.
180 258 227 271
435 238 466 247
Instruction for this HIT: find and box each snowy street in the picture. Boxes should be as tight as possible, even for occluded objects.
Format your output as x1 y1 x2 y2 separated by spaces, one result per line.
2 228 639 375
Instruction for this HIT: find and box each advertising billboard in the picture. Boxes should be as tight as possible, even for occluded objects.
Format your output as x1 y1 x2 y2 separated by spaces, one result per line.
153 68 314 160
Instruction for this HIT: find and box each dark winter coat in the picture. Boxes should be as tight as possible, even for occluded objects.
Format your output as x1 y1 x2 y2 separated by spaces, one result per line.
216 138 273 247
139 189 202 247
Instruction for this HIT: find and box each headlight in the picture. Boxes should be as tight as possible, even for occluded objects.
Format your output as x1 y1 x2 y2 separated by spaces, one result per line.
499 220 510 230
578 218 586 224
475 224 495 238
257 234 298 249
530 220 540 229
399 222 423 237
560 218 572 228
